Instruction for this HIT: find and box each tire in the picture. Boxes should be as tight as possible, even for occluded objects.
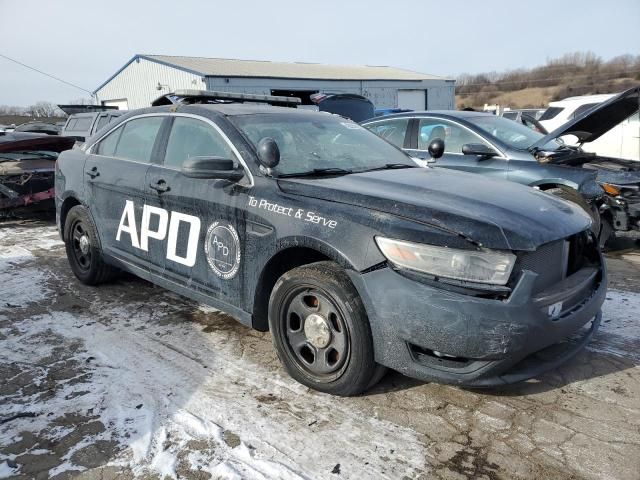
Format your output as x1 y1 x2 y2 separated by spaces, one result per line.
268 261 379 396
63 205 118 285
545 186 601 237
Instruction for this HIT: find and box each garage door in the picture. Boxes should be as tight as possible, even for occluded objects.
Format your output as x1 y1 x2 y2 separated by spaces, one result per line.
102 99 129 111
397 90 426 110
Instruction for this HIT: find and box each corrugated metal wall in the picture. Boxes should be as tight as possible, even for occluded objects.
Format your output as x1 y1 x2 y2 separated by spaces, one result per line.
95 58 455 111
95 58 205 109
206 77 454 109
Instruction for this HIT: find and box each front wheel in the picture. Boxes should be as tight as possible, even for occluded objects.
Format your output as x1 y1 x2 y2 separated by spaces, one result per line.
268 261 383 396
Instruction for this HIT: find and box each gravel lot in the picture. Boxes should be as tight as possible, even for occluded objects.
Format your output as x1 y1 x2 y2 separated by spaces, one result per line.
0 219 639 480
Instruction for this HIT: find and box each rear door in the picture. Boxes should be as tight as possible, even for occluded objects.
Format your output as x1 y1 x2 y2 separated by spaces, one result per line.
406 117 508 178
85 115 166 270
145 114 250 307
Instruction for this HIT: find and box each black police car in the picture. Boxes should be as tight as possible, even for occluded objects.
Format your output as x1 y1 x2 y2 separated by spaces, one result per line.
55 91 606 396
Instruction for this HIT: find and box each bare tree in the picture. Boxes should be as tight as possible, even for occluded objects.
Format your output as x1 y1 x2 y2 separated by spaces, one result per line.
26 101 64 118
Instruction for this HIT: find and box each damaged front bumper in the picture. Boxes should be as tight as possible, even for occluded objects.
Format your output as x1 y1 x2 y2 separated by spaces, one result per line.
348 249 606 387
0 162 55 214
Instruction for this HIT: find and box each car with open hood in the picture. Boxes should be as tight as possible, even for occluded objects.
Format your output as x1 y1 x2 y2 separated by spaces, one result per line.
361 86 640 244
55 91 606 396
0 131 74 216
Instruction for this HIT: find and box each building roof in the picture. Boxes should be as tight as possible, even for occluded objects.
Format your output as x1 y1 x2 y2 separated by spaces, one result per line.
142 54 450 81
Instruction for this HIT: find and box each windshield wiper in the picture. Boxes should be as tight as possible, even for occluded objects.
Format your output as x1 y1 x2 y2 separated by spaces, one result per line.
277 167 354 178
359 163 417 173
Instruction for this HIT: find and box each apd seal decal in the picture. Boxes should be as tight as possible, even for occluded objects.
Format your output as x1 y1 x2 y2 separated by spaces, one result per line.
204 222 241 279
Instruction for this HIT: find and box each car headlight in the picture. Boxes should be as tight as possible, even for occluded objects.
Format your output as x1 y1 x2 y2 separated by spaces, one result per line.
375 237 516 286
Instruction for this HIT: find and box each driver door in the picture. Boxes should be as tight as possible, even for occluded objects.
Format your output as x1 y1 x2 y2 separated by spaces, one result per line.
144 115 249 308
406 117 508 179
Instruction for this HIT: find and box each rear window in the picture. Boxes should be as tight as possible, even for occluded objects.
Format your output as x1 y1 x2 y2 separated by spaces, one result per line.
502 111 518 120
539 107 564 120
571 103 599 119
66 117 93 132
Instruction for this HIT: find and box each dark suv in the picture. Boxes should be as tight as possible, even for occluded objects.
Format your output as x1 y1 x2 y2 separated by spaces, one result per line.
55 92 606 396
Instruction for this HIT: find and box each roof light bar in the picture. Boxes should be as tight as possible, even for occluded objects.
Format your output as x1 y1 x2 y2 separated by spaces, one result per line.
151 89 302 107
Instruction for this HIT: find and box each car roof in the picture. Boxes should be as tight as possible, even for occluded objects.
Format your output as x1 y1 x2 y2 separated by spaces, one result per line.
362 110 495 122
189 103 322 117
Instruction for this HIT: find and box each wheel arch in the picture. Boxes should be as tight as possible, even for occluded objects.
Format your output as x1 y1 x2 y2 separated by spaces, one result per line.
529 179 580 191
251 238 358 332
59 195 82 241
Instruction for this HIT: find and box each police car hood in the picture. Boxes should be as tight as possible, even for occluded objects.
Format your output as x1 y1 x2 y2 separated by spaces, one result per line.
277 168 591 251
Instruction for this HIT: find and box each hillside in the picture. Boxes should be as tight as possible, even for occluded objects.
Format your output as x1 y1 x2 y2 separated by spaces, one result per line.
456 52 640 109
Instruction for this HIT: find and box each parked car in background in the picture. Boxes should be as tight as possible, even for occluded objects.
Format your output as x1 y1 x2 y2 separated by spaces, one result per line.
539 93 614 132
61 111 124 144
55 90 605 394
309 93 375 122
501 110 547 134
362 86 640 245
14 121 62 135
0 131 74 216
539 92 639 161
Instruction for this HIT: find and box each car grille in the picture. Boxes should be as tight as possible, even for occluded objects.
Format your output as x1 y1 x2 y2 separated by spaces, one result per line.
514 231 599 294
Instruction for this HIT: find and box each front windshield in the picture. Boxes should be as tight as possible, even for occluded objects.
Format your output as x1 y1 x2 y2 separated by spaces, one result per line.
467 115 561 150
231 113 415 175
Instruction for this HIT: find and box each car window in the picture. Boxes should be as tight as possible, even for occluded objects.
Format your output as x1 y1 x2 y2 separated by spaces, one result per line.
571 103 599 119
502 111 518 120
95 125 124 156
94 115 110 132
233 113 414 175
164 117 235 169
418 118 490 153
539 106 564 120
65 118 77 130
113 117 164 163
73 117 93 131
362 118 409 148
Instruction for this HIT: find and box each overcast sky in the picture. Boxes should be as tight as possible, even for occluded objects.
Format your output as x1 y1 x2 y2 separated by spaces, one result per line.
0 0 638 106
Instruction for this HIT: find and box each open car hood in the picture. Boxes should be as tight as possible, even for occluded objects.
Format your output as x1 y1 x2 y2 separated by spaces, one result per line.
531 85 640 148
0 131 75 154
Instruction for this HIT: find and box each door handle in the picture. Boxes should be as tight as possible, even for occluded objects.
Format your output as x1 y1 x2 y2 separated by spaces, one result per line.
149 180 170 193
85 166 99 179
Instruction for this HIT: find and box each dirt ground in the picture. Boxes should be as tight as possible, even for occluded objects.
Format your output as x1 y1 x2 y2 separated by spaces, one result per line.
0 218 639 480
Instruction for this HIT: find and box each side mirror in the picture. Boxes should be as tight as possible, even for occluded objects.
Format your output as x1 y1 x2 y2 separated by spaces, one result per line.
257 137 280 168
428 138 445 160
462 143 498 158
181 156 244 181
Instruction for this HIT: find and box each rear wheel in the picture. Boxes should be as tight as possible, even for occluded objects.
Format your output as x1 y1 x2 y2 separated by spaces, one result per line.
268 261 382 396
64 205 118 285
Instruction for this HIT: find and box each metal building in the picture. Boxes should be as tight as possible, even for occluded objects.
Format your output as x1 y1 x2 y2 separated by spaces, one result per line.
94 54 455 111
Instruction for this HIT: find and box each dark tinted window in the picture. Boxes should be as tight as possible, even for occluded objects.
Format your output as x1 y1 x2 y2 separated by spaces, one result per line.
164 117 235 168
539 107 564 120
114 117 163 163
571 103 599 119
502 111 518 120
363 118 410 148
